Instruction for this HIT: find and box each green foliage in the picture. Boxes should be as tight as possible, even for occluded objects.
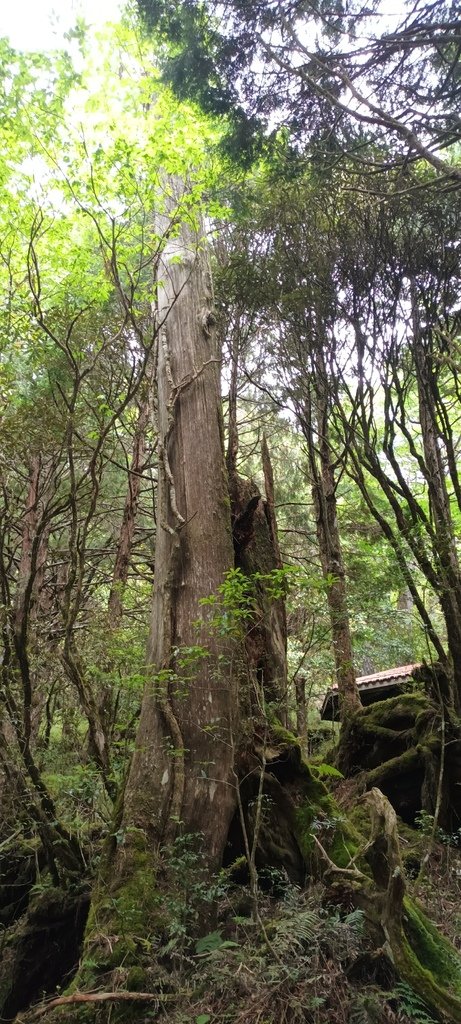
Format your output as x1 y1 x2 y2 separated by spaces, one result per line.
348 992 386 1024
155 834 230 956
201 564 326 640
0 17 234 902
312 763 343 780
200 567 255 636
273 906 321 951
415 811 461 848
140 0 461 187
394 982 437 1024
2 13 461 1024
178 884 370 1024
195 930 238 954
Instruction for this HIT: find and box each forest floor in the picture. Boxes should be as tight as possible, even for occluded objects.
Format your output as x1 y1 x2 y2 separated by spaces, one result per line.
3 778 461 1024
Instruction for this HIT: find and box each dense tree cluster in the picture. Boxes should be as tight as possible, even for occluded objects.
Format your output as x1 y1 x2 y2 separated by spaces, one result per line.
1 5 461 1023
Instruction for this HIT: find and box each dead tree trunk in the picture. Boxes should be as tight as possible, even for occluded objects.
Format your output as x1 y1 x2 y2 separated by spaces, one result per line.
226 345 288 724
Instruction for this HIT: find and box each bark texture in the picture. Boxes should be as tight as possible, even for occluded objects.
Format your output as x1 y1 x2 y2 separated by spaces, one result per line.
120 184 237 870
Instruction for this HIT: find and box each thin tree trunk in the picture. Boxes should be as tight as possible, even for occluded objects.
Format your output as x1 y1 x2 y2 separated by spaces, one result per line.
108 391 152 627
13 456 53 745
295 674 308 755
411 284 461 709
14 456 51 631
261 433 282 569
261 434 288 722
304 349 360 720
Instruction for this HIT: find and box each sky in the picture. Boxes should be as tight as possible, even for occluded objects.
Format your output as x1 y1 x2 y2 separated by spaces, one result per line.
0 0 123 51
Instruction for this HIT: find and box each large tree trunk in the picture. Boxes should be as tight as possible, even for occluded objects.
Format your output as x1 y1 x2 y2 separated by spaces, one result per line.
8 212 461 1024
119 183 237 871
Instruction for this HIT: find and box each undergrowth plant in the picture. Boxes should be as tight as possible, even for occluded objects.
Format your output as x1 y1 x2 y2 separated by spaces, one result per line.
156 882 374 1024
394 982 437 1024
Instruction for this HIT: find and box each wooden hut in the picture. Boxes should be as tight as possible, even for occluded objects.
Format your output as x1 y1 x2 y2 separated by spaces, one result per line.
320 663 421 720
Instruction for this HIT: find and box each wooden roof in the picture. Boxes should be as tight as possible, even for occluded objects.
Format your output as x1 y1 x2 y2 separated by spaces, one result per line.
320 663 421 720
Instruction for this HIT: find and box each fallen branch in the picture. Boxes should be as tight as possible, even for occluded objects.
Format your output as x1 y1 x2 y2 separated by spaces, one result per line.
312 833 367 880
16 989 185 1022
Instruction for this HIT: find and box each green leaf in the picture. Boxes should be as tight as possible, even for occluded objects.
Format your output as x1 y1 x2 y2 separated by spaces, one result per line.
313 763 344 779
195 930 226 953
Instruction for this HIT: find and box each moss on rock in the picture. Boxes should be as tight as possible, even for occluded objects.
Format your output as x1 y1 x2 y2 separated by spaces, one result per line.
261 721 363 872
337 690 461 832
365 747 422 788
389 897 461 1022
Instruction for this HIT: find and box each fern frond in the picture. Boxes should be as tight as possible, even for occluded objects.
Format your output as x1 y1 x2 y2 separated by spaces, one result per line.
394 981 437 1024
349 992 385 1024
274 908 322 950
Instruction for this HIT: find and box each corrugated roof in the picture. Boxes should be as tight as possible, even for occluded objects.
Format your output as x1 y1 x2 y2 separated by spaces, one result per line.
326 663 421 694
320 663 422 720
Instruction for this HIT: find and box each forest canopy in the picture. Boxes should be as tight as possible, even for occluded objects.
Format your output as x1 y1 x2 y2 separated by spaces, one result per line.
139 0 461 179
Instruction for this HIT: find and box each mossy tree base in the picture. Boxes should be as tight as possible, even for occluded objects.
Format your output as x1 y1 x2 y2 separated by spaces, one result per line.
0 888 90 1023
9 726 461 1024
337 689 461 831
356 788 461 1022
231 731 461 1024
